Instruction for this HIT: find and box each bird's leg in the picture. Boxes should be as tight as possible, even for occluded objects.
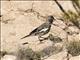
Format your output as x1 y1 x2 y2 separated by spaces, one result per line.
38 36 48 43
38 36 45 42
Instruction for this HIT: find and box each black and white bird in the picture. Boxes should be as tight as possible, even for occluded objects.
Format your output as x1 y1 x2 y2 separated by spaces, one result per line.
21 15 55 42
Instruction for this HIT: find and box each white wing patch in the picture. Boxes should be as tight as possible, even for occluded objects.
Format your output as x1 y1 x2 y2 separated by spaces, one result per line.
39 28 48 32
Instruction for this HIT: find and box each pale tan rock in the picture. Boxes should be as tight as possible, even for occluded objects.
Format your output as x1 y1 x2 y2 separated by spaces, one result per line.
66 26 80 35
51 25 67 40
70 55 80 60
1 55 17 60
53 20 67 29
44 51 69 60
68 33 80 42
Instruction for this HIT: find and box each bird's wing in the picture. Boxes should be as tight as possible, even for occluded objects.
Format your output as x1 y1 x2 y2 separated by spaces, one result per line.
39 28 49 32
29 23 50 35
38 23 50 30
29 27 38 35
29 23 47 35
21 28 38 39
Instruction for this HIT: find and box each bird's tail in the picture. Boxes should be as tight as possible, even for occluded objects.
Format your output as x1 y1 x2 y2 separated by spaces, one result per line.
21 34 30 39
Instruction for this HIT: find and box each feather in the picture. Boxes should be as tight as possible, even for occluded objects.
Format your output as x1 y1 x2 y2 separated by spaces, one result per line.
21 34 30 39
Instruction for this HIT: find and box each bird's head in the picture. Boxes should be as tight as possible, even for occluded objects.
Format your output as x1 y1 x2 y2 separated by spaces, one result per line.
47 15 55 24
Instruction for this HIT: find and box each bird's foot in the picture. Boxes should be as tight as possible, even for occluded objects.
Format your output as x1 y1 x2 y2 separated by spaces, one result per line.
39 38 47 44
38 36 48 44
40 39 44 42
38 39 44 44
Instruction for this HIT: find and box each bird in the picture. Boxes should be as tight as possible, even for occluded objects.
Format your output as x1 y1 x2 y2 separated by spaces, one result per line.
21 15 55 42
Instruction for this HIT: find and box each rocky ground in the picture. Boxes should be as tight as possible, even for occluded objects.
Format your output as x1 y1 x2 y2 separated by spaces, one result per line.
0 1 80 60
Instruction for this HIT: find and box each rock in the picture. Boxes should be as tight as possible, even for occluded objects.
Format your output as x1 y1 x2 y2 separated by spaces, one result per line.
44 51 71 60
50 25 67 41
53 20 67 29
17 48 41 60
1 55 17 60
70 55 80 60
48 34 62 43
65 26 79 35
78 19 80 28
0 51 7 58
40 43 63 58
68 33 80 42
29 40 53 51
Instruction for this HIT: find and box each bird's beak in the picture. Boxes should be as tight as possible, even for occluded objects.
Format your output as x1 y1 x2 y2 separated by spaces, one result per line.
52 18 56 26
